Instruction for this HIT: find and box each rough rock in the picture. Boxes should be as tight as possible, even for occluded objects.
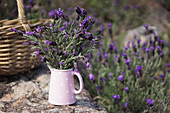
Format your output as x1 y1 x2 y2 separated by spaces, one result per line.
124 25 159 46
0 63 106 113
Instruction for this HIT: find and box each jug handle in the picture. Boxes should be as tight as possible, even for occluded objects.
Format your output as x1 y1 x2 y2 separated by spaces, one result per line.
73 72 83 94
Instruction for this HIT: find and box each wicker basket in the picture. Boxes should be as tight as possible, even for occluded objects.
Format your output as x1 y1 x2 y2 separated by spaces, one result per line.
0 0 52 76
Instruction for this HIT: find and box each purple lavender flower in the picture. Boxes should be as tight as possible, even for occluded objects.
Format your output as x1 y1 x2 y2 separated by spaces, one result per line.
59 62 64 65
117 75 124 81
81 8 87 19
36 26 41 32
58 8 64 17
154 76 158 80
112 94 120 104
109 43 115 53
73 50 77 56
123 102 128 111
117 72 124 82
44 40 51 45
62 51 66 56
107 23 112 38
27 4 32 10
89 73 95 81
107 23 112 29
157 45 161 50
132 42 137 53
97 86 100 95
124 58 131 65
11 28 16 32
115 55 121 63
145 48 150 53
87 16 92 21
99 42 103 47
104 53 108 59
135 65 143 78
122 53 127 59
124 46 129 51
60 27 65 31
79 23 84 29
125 58 131 70
48 8 63 18
75 5 81 15
86 62 90 69
150 46 154 50
137 39 141 47
74 68 79 73
86 52 92 61
112 95 120 99
45 48 48 52
100 25 104 31
127 41 130 47
23 42 29 45
125 87 129 94
160 71 166 82
109 73 113 80
143 24 148 30
124 102 128 107
112 95 119 101
157 46 161 55
85 32 90 35
167 62 170 67
33 49 40 57
159 40 165 48
136 65 143 71
41 9 45 16
41 56 45 61
64 22 68 29
146 98 154 107
150 46 155 56
160 51 164 58
26 31 34 36
65 34 69 38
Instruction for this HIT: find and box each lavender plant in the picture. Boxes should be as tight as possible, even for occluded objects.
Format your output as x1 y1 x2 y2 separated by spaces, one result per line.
81 25 170 112
11 6 102 70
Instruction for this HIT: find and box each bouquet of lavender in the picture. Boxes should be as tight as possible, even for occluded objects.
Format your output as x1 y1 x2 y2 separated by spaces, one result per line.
11 6 102 70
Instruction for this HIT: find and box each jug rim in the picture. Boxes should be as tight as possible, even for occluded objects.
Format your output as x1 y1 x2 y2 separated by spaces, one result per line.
48 67 73 72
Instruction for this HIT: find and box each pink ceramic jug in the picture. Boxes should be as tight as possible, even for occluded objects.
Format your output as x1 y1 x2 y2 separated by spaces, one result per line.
48 68 83 105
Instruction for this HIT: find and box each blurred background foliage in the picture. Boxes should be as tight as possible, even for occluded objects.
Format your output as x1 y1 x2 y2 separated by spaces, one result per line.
0 0 146 27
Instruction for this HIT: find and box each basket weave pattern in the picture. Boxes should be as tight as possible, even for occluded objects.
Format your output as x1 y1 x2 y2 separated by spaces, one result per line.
0 0 51 75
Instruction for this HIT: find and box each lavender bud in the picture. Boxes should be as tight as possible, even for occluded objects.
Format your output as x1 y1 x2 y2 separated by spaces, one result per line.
75 5 81 15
